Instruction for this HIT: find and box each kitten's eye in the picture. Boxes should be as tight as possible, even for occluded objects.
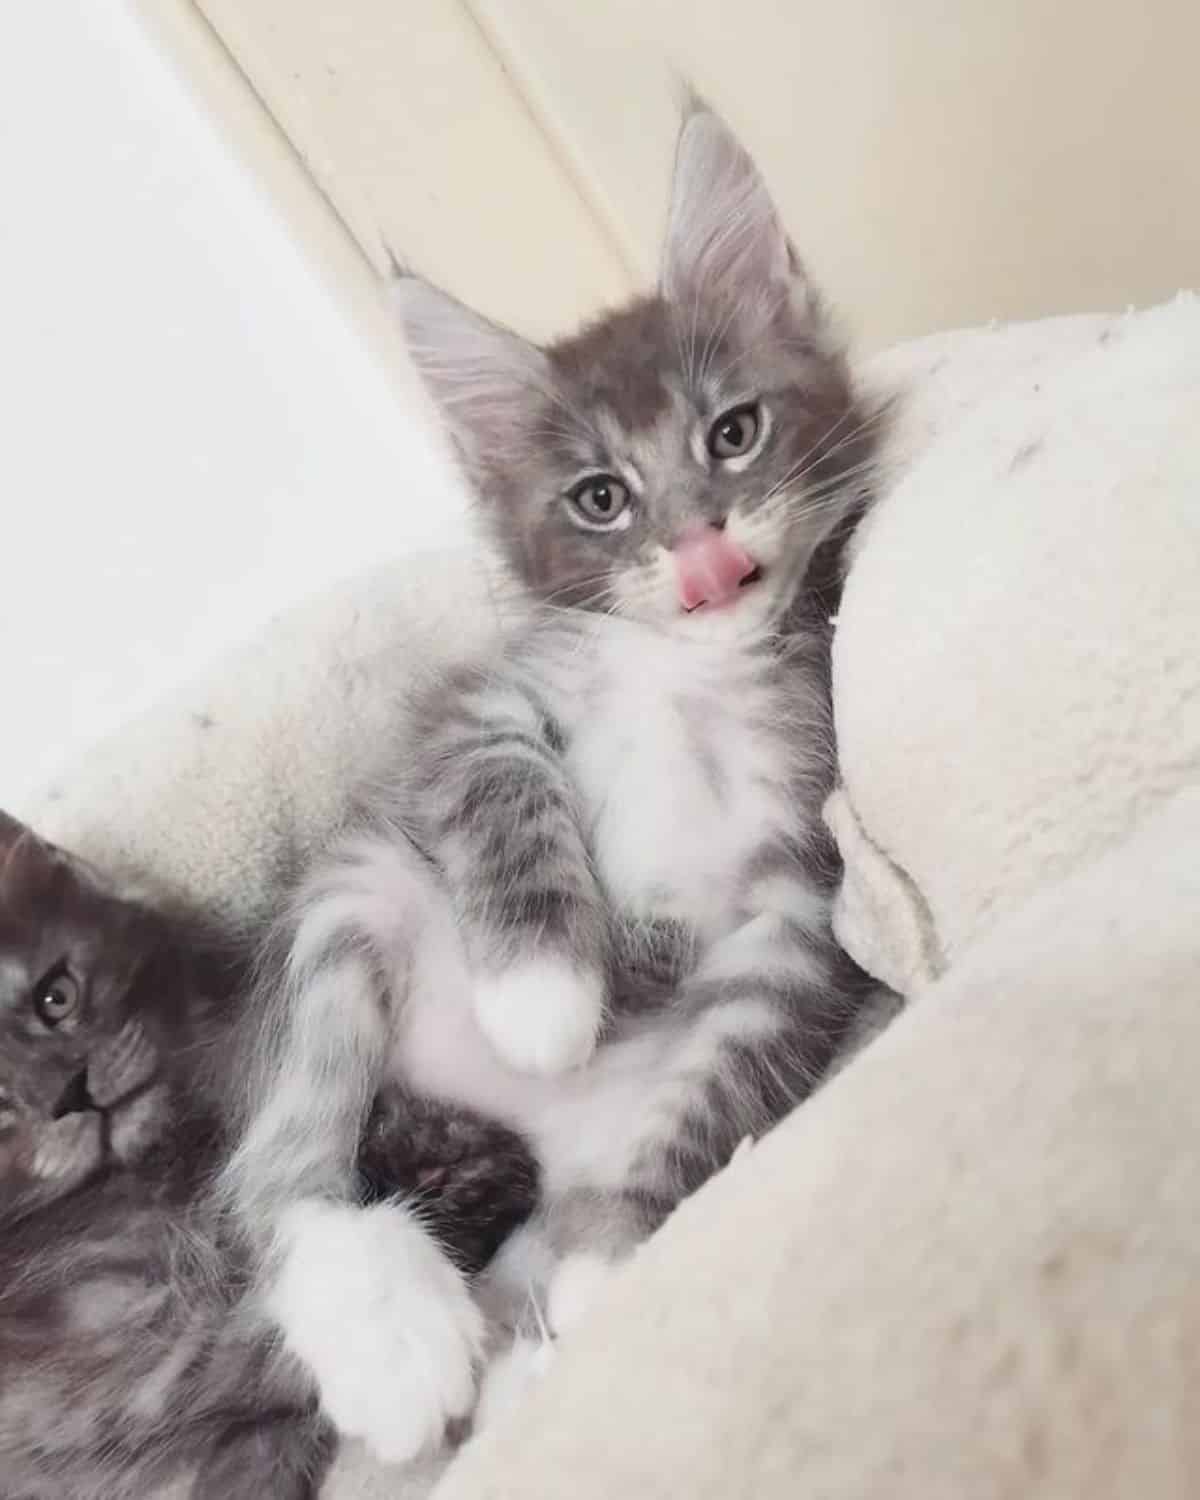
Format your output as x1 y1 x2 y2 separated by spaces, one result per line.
33 967 81 1029
707 402 761 460
565 475 631 530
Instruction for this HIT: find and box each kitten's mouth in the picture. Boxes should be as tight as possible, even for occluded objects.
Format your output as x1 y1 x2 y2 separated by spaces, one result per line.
683 565 764 613
52 1069 98 1120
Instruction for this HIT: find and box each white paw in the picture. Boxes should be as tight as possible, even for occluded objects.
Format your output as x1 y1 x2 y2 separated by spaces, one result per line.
474 1335 556 1432
268 1200 485 1464
546 1251 619 1336
473 956 604 1076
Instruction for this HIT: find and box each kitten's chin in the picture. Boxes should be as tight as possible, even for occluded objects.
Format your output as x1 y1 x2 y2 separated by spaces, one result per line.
667 576 792 645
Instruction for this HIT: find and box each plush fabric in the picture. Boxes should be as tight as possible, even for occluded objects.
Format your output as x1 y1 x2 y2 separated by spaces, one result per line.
30 551 520 927
830 292 1200 985
27 298 1199 1497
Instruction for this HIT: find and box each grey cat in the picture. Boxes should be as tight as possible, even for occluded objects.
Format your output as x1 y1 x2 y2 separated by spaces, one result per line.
222 102 888 1461
0 811 538 1499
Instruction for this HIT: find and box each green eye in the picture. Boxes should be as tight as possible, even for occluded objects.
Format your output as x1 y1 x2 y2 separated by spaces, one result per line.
707 402 761 460
33 967 81 1029
566 475 631 529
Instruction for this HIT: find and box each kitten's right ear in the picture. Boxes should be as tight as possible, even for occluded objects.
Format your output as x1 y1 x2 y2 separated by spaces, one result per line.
0 812 46 898
392 276 550 477
661 103 816 327
0 811 33 859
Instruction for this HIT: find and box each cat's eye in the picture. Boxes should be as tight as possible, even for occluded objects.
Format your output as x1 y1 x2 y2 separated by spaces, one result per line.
707 402 762 460
565 474 631 530
33 967 81 1029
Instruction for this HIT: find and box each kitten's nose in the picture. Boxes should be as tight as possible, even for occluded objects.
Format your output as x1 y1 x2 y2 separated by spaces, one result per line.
673 523 758 612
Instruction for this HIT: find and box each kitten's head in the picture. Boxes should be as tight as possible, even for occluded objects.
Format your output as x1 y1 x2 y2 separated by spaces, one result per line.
0 813 183 1205
396 105 878 641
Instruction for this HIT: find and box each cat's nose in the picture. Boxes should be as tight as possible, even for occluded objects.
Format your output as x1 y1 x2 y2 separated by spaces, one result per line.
672 523 758 612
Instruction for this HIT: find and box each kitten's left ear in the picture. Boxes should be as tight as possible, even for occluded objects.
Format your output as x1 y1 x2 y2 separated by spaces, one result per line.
661 105 814 322
0 812 50 900
392 275 550 480
0 811 35 862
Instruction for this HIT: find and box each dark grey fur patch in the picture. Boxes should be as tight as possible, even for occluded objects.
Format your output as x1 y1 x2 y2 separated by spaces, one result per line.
546 298 676 438
359 1089 539 1276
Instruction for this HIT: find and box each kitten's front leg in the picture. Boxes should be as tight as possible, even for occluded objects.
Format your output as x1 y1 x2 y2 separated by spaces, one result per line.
421 673 607 1076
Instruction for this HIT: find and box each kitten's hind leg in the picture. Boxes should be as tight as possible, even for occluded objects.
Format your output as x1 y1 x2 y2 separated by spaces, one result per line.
472 1198 634 1431
476 888 859 1378
221 833 484 1463
269 1200 483 1465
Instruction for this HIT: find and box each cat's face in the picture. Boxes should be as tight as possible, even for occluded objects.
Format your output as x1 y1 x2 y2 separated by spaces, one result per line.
397 107 877 643
0 813 177 1206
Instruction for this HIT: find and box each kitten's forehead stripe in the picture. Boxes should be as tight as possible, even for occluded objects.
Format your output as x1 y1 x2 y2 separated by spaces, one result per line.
548 299 675 437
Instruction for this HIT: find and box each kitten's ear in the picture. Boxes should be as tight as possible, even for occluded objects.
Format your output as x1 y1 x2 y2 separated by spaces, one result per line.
662 105 812 321
0 811 34 862
0 812 48 898
392 276 550 476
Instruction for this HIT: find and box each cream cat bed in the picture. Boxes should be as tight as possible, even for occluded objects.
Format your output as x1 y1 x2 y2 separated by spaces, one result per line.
32 293 1200 1498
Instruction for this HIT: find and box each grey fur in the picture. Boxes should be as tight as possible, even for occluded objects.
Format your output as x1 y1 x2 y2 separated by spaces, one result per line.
0 814 538 1497
0 812 329 1500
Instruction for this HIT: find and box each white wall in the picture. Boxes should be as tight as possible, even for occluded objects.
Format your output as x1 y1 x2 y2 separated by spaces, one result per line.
473 0 1200 350
0 0 468 811
196 0 1200 351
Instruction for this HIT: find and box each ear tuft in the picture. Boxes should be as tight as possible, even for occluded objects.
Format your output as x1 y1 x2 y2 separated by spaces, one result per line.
661 105 811 319
391 276 549 474
0 811 49 899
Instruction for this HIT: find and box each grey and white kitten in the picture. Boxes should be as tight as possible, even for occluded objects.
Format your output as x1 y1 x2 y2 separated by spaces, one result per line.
0 812 538 1498
223 105 885 1461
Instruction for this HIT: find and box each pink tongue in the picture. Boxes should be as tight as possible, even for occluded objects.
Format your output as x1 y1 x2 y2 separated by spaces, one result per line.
674 526 758 611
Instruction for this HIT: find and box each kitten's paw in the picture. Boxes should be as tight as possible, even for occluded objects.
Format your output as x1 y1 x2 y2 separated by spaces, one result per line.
268 1200 484 1465
473 957 604 1076
474 1335 556 1433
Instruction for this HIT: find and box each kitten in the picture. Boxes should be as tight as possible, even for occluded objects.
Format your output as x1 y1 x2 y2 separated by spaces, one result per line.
0 812 538 1499
222 103 886 1461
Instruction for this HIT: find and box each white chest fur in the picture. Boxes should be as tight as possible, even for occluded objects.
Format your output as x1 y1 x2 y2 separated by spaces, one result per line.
558 625 795 938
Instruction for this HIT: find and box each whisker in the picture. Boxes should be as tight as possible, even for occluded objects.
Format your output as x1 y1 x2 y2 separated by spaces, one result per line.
758 407 887 507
